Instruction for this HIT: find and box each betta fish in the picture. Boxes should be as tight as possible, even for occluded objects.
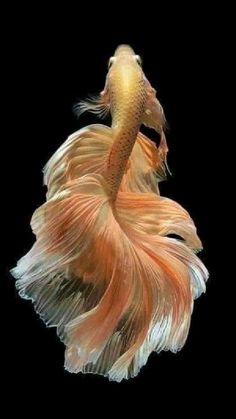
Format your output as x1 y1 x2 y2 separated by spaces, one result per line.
11 45 208 382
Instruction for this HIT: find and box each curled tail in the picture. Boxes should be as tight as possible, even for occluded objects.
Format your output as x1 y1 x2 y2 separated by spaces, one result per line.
12 173 208 382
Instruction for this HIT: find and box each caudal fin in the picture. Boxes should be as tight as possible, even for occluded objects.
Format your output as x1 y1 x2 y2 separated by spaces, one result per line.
12 173 208 382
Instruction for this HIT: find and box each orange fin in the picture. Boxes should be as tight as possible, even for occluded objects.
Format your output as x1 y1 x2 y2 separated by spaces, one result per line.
43 125 112 199
136 130 169 186
44 125 167 199
143 78 167 133
12 174 208 382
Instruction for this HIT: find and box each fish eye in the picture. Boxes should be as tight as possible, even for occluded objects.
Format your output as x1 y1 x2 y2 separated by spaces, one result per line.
135 55 142 66
108 57 115 69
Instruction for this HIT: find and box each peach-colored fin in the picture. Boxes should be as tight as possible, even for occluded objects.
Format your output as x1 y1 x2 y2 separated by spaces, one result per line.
44 125 111 199
143 79 167 133
11 174 208 382
44 124 167 199
142 79 170 176
136 131 168 185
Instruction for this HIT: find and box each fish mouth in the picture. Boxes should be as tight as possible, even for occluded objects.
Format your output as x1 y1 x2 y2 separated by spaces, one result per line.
114 44 135 57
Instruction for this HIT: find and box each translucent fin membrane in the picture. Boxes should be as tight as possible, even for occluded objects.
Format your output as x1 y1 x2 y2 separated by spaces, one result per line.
12 174 208 382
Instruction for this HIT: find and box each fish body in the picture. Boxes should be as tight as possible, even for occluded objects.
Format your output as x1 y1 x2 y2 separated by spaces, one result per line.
11 45 208 381
104 45 148 198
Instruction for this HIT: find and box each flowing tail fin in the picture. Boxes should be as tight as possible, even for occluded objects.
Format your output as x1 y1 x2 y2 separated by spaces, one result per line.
43 124 167 199
11 173 208 382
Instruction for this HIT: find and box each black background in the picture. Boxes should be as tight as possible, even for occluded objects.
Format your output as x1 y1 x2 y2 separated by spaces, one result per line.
3 5 225 413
